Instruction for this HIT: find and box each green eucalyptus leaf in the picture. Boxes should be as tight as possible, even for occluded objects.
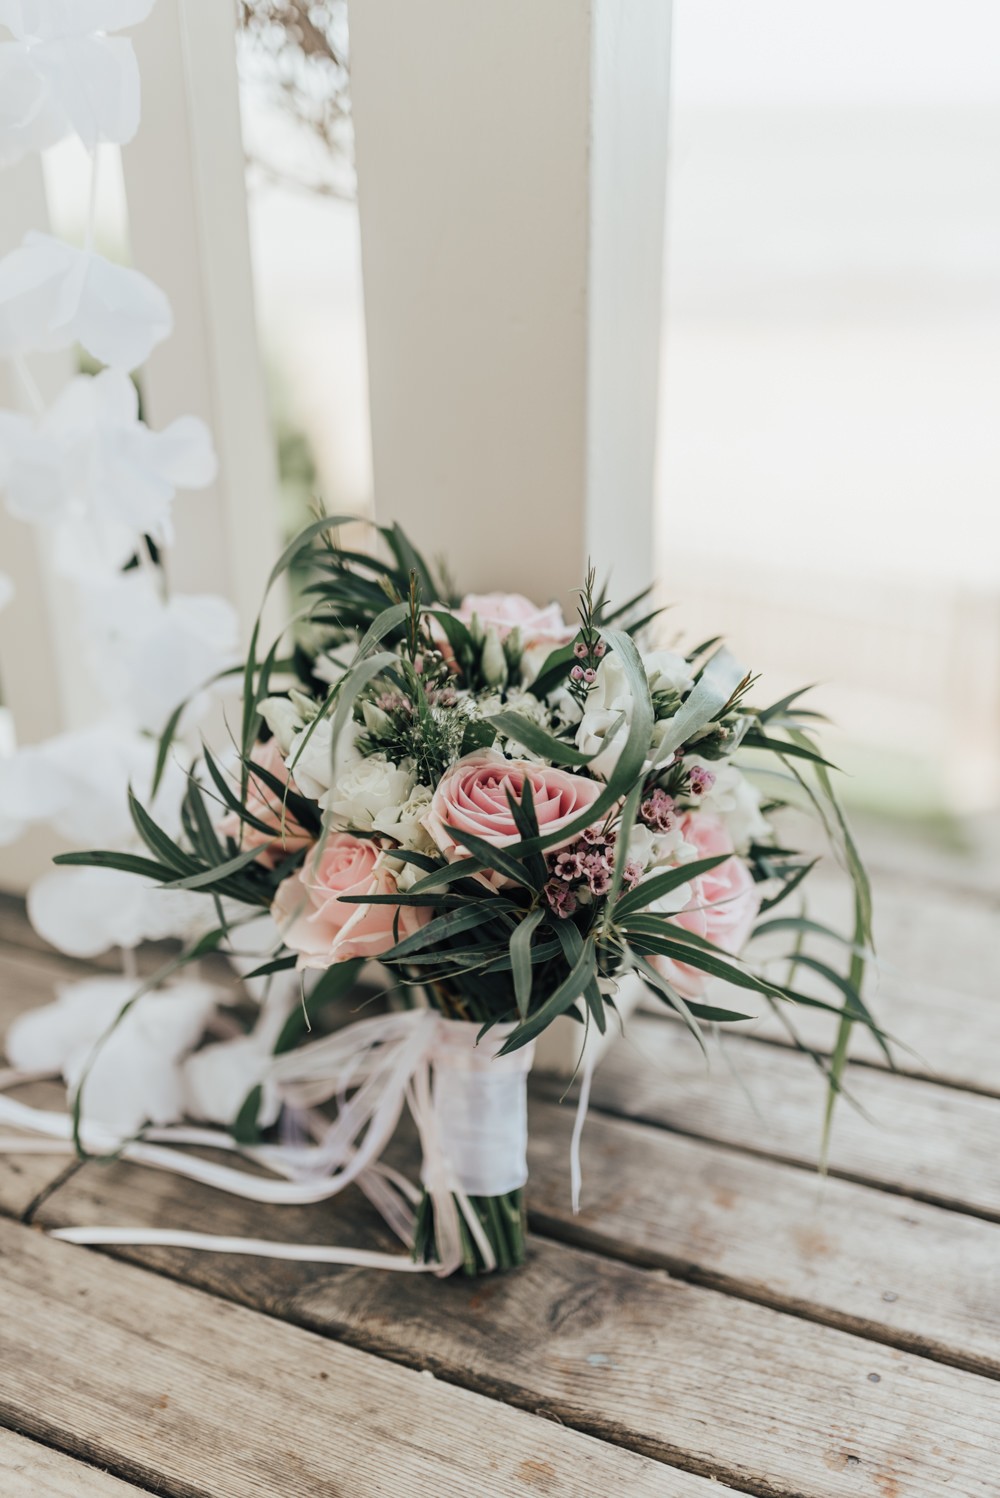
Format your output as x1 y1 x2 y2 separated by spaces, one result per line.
509 908 545 1019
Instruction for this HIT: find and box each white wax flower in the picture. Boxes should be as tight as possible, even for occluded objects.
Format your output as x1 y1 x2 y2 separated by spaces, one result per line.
0 369 216 574
0 233 171 370
325 752 416 831
4 973 219 1138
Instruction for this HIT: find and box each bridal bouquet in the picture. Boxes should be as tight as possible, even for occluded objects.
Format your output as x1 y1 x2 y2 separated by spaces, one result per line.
41 516 879 1276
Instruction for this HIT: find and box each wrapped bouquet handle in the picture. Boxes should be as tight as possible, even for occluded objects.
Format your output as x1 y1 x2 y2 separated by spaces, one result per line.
0 1009 552 1277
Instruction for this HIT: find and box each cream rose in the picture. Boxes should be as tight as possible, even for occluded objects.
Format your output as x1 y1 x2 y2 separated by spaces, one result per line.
651 813 760 998
272 834 427 970
217 739 313 868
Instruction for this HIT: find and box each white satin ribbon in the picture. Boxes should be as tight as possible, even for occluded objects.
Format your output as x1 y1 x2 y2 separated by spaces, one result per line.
0 1009 546 1276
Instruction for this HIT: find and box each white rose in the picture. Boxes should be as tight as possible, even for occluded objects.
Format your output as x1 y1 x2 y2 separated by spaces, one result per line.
372 782 436 853
285 715 360 801
326 753 416 830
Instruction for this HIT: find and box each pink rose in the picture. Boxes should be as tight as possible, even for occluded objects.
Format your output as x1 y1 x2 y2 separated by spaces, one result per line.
218 740 313 869
271 834 428 970
455 592 576 651
423 750 602 881
652 813 760 998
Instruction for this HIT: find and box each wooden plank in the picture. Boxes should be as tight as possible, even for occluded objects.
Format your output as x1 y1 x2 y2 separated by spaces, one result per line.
0 1430 152 1497
27 1159 1000 1496
528 1104 1000 1380
555 1013 1000 1220
733 867 1000 1093
0 1219 706 1498
30 1082 1000 1384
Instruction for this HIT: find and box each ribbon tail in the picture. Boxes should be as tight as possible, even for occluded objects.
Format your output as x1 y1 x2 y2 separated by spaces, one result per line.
570 1048 597 1215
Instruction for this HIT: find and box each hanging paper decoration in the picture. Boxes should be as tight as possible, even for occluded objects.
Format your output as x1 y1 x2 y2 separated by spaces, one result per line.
0 232 172 369
0 0 155 162
0 368 216 571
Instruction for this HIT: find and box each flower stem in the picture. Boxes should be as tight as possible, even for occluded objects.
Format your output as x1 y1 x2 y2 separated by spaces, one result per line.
411 1187 526 1276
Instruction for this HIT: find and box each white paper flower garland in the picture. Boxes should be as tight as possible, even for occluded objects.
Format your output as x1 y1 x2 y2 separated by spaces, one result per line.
0 0 241 1121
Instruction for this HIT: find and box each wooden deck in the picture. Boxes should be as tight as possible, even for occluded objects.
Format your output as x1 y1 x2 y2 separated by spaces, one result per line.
1 834 998 1498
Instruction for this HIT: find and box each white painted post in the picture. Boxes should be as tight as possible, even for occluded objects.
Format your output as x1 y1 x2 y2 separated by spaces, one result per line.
120 0 282 641
347 0 672 612
349 0 671 1069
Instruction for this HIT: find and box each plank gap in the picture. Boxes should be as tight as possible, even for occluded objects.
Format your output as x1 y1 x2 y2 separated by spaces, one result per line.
573 1098 1000 1227
0 1420 170 1498
639 1007 1000 1103
21 1158 85 1225
526 1209 1000 1382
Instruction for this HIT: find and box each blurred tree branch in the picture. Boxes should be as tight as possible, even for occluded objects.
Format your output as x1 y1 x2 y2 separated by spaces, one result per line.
239 1 354 199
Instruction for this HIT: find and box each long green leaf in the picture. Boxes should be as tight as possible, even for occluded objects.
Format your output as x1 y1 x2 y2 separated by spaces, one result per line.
509 908 545 1019
743 729 839 769
613 853 730 921
497 936 596 1054
53 849 180 882
353 599 411 663
487 710 623 767
383 905 510 961
162 844 268 891
626 949 710 1060
444 827 539 890
272 958 365 1053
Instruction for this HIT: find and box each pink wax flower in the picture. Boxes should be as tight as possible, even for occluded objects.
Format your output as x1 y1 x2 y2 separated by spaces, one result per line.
687 764 716 798
218 739 313 869
271 834 428 970
544 879 578 919
640 787 676 833
423 750 602 885
651 812 760 998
